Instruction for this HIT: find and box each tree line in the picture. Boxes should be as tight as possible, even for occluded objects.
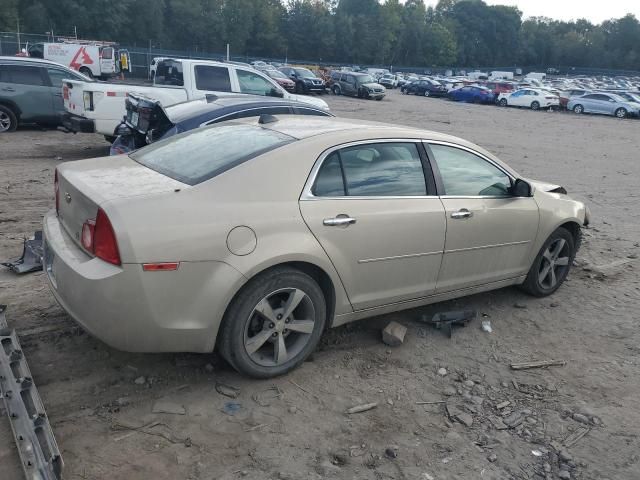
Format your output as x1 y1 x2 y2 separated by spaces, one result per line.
2 0 639 70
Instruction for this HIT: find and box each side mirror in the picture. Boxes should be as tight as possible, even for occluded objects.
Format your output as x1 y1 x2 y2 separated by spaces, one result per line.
269 88 284 98
512 179 532 197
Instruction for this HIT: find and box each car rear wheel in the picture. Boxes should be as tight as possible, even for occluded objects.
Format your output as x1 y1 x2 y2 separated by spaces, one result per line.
423 90 430 97
79 67 93 79
573 104 584 114
520 227 576 297
0 105 18 133
332 85 341 95
531 101 540 110
218 267 326 378
499 98 508 107
615 107 627 118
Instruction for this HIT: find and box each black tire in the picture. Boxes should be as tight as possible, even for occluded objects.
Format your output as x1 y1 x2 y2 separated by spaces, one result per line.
531 101 540 111
520 227 576 297
79 67 93 79
424 90 430 97
332 85 341 96
218 267 327 378
499 98 508 107
573 104 584 114
0 104 18 133
615 107 627 119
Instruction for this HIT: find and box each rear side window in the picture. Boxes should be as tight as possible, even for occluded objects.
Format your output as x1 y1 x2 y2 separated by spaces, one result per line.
195 65 231 92
47 68 80 87
130 124 295 185
155 61 184 86
1 65 45 86
100 47 113 60
313 143 427 197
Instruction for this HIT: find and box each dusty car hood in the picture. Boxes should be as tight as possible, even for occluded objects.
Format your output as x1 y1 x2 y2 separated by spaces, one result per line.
362 82 385 90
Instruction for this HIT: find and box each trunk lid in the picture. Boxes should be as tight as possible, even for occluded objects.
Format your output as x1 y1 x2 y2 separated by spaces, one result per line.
125 93 172 135
56 155 188 249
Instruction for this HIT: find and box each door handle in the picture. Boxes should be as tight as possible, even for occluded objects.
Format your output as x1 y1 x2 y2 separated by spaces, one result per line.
451 209 473 219
1 87 15 92
323 215 356 227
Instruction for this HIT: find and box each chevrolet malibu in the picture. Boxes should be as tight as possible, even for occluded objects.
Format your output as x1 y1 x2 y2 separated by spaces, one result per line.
44 117 589 378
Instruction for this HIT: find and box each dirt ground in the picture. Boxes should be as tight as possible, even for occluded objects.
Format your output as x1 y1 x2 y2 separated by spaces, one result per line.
1 90 639 480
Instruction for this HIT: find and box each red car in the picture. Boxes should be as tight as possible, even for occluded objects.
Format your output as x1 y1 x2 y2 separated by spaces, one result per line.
481 81 516 97
263 69 296 92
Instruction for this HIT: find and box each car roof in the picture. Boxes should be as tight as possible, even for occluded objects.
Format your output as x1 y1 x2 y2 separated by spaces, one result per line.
0 56 70 68
229 115 517 176
166 95 331 124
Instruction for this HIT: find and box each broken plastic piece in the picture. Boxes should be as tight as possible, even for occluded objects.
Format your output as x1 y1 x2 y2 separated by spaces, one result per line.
421 310 477 338
1 231 43 274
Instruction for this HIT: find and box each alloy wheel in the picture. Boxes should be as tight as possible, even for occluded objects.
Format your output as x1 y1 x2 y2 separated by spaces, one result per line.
243 288 316 367
424 90 430 97
531 101 540 110
538 238 570 289
0 111 11 132
573 105 583 114
615 108 627 118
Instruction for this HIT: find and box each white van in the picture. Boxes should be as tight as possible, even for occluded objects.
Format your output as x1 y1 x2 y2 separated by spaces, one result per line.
525 72 547 81
489 71 514 80
27 41 117 79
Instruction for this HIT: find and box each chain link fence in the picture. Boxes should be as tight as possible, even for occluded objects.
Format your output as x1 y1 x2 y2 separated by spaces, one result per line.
2 31 639 79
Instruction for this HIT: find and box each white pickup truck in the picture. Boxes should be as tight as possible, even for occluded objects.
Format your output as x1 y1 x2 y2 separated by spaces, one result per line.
62 59 329 139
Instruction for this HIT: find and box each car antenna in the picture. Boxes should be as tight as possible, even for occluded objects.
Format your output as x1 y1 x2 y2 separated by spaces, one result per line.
258 114 279 124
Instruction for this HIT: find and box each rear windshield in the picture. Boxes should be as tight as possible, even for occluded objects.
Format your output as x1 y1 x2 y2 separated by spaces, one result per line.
130 124 295 185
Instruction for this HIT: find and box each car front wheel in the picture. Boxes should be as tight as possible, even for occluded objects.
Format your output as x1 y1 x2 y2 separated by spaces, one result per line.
520 227 576 297
0 105 18 132
615 107 627 118
499 98 508 107
573 104 584 114
531 101 540 110
218 267 327 378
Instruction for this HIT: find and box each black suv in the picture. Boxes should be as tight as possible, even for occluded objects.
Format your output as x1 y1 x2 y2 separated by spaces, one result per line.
279 67 326 94
330 72 385 100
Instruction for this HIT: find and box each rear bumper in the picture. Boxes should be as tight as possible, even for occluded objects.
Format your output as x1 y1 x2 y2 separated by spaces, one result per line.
62 113 95 133
43 210 246 353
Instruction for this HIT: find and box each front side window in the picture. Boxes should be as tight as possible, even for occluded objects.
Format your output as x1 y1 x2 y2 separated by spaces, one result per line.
430 144 511 197
131 124 295 185
47 68 81 87
195 65 231 92
312 142 427 197
237 69 277 96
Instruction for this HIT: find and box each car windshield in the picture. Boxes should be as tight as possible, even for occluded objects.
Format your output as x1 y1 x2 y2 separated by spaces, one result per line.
265 69 287 80
294 68 316 78
130 124 296 185
356 75 375 84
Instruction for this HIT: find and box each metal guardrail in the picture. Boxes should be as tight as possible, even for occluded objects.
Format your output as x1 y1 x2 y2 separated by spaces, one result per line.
0 305 63 480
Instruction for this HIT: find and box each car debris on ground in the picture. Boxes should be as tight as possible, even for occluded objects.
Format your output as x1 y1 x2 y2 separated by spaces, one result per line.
421 310 477 338
1 231 43 274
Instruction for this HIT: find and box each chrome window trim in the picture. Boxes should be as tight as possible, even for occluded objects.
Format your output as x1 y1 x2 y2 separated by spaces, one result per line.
199 106 291 127
424 140 516 198
300 138 436 201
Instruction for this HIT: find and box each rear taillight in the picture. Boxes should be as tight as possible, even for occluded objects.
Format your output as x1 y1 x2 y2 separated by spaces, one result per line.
81 208 121 265
63 85 69 100
54 170 59 214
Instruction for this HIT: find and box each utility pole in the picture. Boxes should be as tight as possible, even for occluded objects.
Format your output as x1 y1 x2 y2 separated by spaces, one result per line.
16 17 21 52
74 26 78 40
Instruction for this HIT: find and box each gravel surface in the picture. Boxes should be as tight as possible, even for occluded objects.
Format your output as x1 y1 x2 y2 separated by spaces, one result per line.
1 90 639 480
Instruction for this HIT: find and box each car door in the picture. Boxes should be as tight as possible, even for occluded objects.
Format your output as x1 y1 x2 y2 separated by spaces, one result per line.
581 94 602 113
0 64 52 123
427 142 539 292
511 90 527 106
299 141 446 310
343 75 356 96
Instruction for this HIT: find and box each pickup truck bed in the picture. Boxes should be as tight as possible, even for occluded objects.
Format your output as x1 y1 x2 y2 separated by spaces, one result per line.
63 59 329 138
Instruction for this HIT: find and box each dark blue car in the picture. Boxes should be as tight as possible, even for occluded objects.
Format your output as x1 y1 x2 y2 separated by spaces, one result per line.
110 94 333 155
448 85 495 104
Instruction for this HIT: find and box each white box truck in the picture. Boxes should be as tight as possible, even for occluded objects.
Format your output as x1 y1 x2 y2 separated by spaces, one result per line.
26 40 117 79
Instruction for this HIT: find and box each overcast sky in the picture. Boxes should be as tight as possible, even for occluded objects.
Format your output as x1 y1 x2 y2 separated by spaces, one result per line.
425 0 640 23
